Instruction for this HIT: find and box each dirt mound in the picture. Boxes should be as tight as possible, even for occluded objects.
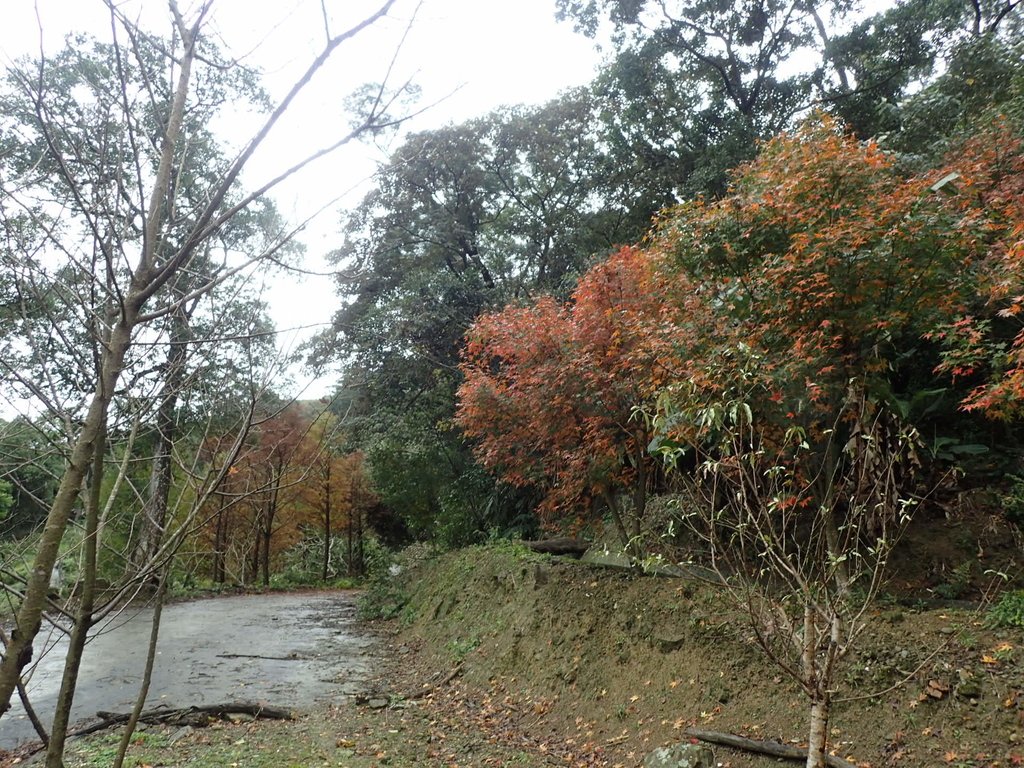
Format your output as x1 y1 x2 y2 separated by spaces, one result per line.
387 544 1024 767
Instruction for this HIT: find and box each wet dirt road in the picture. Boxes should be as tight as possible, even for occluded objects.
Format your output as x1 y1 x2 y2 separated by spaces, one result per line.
0 591 377 749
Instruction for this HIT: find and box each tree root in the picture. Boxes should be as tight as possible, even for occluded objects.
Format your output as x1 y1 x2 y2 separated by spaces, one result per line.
685 728 858 768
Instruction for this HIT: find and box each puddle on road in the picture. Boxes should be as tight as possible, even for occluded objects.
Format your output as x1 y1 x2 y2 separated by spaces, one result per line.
0 591 377 749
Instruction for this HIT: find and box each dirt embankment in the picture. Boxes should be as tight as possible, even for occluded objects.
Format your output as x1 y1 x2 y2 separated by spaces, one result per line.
387 544 1024 768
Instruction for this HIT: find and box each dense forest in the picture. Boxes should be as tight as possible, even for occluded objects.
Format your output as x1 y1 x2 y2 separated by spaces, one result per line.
0 0 1022 765
321 0 1024 550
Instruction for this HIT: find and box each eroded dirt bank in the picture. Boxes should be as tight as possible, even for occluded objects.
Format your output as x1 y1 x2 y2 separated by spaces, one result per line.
382 544 1023 768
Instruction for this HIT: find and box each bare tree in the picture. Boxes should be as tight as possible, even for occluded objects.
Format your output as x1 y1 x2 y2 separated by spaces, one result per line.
654 382 921 768
0 0 413 724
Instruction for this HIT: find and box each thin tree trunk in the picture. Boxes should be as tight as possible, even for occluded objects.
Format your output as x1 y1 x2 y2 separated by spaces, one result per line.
213 492 228 584
261 522 272 587
322 464 332 583
806 695 831 768
346 505 354 577
247 522 261 586
602 492 631 556
354 504 364 577
630 435 647 555
111 566 170 768
45 423 106 766
260 470 281 587
132 306 189 586
0 319 134 717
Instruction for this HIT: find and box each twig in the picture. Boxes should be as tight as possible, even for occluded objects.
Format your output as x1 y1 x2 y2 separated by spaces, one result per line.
403 664 463 700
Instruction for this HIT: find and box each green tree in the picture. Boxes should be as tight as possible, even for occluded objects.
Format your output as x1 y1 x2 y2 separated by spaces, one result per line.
559 0 1018 186
0 419 63 537
317 91 654 541
0 480 13 524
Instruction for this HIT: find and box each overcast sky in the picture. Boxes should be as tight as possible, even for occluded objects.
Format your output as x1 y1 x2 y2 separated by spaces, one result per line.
0 0 606 397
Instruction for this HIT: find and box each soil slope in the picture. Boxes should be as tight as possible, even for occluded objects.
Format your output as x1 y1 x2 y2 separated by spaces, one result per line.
385 543 1023 768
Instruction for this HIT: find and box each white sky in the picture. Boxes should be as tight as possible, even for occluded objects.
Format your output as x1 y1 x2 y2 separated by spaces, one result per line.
0 0 605 399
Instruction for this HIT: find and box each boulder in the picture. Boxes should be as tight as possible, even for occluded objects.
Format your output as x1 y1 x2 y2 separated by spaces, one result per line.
643 743 715 768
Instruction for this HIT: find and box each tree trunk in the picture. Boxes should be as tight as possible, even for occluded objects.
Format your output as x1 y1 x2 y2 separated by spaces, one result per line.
260 482 278 587
630 434 647 555
132 305 189 586
111 565 170 768
354 505 364 576
212 492 228 584
0 318 135 718
45 423 106 765
806 695 831 768
247 525 260 586
261 522 272 587
322 472 331 583
346 507 354 577
602 492 632 556
0 17 197 716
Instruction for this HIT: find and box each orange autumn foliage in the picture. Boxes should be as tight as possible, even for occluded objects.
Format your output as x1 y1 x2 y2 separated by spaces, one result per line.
457 246 674 540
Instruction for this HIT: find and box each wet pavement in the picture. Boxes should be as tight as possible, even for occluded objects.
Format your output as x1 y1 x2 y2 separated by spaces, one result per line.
0 591 377 748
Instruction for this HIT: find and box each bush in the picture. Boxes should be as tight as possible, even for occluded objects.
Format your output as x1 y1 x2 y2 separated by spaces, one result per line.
987 589 1024 629
1002 475 1024 529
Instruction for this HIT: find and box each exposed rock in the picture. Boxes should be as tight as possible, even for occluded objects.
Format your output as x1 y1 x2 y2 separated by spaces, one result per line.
643 743 715 768
923 679 950 700
654 633 687 653
579 548 634 570
955 669 982 700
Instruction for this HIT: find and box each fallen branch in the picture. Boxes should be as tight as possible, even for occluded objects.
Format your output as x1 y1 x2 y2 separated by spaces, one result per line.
70 702 293 738
685 728 857 768
403 664 464 700
521 537 590 558
216 652 304 661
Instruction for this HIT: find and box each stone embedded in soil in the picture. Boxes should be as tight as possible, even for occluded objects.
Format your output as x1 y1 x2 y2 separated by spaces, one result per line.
643 743 716 768
955 669 983 699
654 633 686 653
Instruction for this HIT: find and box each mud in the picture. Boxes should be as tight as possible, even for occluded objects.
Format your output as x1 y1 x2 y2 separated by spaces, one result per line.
0 591 376 748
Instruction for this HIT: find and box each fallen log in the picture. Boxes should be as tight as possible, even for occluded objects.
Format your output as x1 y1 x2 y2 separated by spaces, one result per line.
71 702 294 738
684 728 857 768
521 537 590 558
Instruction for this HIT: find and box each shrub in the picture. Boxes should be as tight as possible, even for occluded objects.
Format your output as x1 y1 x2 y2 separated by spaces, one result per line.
987 589 1024 629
